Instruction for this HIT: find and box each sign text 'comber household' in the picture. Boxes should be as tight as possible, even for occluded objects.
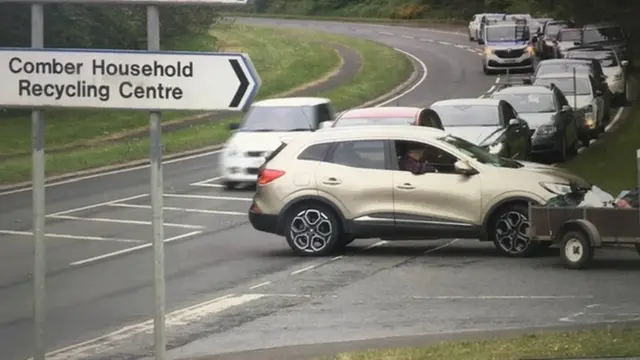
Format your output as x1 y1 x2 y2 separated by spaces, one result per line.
0 49 259 111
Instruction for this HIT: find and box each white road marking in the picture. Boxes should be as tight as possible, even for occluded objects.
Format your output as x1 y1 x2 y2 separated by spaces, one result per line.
249 281 271 290
291 264 316 275
0 229 143 243
467 48 476 53
378 31 394 36
42 293 263 360
438 41 451 45
424 238 458 254
46 214 204 229
495 77 500 83
48 193 148 216
420 38 434 42
401 34 413 39
377 48 428 106
605 106 626 132
365 240 387 249
108 203 246 216
454 44 466 49
69 231 202 266
0 149 223 196
487 85 496 93
163 193 252 201
419 28 466 37
190 176 224 188
331 255 344 261
412 295 594 300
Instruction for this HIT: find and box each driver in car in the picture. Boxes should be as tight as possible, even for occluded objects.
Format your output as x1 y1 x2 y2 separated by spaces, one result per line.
399 143 437 174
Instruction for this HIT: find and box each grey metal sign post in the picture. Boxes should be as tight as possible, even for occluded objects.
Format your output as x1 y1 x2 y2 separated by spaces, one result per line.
0 2 258 360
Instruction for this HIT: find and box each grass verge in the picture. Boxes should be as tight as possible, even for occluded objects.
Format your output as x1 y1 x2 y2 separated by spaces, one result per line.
221 12 467 27
560 76 640 195
0 24 412 184
323 327 640 360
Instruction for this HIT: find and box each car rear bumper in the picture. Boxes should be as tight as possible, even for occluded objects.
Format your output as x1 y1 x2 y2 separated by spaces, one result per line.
249 210 279 234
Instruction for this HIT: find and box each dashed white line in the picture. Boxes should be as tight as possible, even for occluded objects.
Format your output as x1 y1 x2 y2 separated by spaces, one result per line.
420 38 434 42
412 295 594 300
163 194 252 201
378 31 393 36
46 214 204 229
331 255 344 261
48 193 149 216
0 229 143 243
454 44 466 49
438 41 451 45
69 230 202 266
291 264 316 275
495 76 501 83
107 203 246 216
466 48 476 53
249 281 271 290
190 176 224 188
401 34 414 39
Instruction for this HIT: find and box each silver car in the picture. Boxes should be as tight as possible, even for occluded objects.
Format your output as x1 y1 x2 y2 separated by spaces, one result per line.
482 22 535 74
565 47 629 105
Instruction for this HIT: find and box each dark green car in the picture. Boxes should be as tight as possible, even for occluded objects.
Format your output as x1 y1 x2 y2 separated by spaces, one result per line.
491 84 580 162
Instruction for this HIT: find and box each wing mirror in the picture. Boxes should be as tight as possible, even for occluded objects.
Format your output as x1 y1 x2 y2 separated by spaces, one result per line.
561 105 572 112
319 121 334 129
508 118 520 126
454 160 478 176
621 60 629 67
227 122 240 131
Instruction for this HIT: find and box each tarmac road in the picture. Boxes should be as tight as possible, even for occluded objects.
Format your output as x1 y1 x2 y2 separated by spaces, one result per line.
0 18 638 360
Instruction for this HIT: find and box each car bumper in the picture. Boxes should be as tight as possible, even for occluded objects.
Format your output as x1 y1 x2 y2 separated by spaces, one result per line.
249 209 279 234
484 55 533 70
220 156 264 183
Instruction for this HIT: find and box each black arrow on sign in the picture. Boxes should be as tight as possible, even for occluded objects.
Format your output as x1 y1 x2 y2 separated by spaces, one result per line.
229 59 249 108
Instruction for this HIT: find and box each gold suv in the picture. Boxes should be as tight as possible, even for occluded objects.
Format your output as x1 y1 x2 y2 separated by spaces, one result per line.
248 126 591 257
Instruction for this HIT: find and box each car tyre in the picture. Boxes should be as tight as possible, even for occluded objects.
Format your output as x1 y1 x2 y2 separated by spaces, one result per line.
556 136 567 162
559 230 594 269
490 203 539 257
284 203 342 256
567 136 579 157
483 65 492 75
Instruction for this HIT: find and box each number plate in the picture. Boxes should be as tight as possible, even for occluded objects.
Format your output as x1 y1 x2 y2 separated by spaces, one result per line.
502 59 517 64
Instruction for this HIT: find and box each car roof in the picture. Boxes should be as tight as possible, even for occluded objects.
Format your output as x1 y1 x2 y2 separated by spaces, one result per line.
299 125 448 143
252 97 331 107
539 59 591 65
339 106 421 119
536 72 590 79
583 22 621 29
488 23 520 28
559 27 581 32
494 85 552 94
431 98 501 107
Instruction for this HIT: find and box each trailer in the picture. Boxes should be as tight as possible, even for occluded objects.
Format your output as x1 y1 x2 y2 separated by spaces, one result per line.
527 205 640 269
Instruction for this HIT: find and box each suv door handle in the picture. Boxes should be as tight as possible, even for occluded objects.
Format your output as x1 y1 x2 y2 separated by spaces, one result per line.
322 177 341 185
396 183 415 190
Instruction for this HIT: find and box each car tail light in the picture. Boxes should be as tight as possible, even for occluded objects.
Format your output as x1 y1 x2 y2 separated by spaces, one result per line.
258 168 285 185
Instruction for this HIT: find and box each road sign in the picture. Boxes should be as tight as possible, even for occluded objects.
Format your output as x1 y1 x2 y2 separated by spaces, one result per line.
0 48 261 111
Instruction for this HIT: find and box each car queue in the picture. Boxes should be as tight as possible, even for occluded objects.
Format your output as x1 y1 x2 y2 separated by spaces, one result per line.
218 13 634 258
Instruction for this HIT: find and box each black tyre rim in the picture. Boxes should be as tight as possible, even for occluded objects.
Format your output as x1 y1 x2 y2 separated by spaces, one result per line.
289 209 333 253
495 211 531 254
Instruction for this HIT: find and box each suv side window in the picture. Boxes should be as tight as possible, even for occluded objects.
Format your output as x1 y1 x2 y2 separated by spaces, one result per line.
393 140 459 174
298 142 331 161
328 140 386 170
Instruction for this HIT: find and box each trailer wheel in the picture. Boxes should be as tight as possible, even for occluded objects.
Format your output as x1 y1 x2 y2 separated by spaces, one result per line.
559 230 594 269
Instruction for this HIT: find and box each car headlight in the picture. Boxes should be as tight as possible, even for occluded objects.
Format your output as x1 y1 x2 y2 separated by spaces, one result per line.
488 142 503 154
484 47 493 56
527 46 535 55
535 125 556 136
540 181 572 195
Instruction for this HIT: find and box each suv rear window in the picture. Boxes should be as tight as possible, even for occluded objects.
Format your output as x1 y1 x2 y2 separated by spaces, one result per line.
297 142 331 161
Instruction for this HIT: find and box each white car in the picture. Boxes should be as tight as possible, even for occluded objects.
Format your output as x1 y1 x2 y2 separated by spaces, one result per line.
565 47 629 105
220 97 334 189
553 28 582 58
468 13 483 41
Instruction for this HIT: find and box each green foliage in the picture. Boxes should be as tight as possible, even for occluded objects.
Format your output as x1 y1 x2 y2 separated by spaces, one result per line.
0 4 220 49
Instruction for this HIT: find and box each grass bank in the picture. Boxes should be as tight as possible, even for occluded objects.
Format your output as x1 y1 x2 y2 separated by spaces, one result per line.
560 76 640 195
0 24 412 184
222 12 467 28
323 327 640 360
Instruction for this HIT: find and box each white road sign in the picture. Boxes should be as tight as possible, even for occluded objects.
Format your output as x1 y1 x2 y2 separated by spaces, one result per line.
0 48 261 111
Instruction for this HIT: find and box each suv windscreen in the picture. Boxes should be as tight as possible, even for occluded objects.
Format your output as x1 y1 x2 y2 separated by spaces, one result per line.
567 51 618 67
534 77 592 95
239 105 315 132
536 63 590 77
334 117 414 127
492 93 556 113
432 104 500 127
486 25 528 42
437 135 522 168
582 26 625 44
558 29 581 41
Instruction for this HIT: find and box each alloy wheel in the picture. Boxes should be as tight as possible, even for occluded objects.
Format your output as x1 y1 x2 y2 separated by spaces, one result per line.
495 211 531 254
289 209 333 253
